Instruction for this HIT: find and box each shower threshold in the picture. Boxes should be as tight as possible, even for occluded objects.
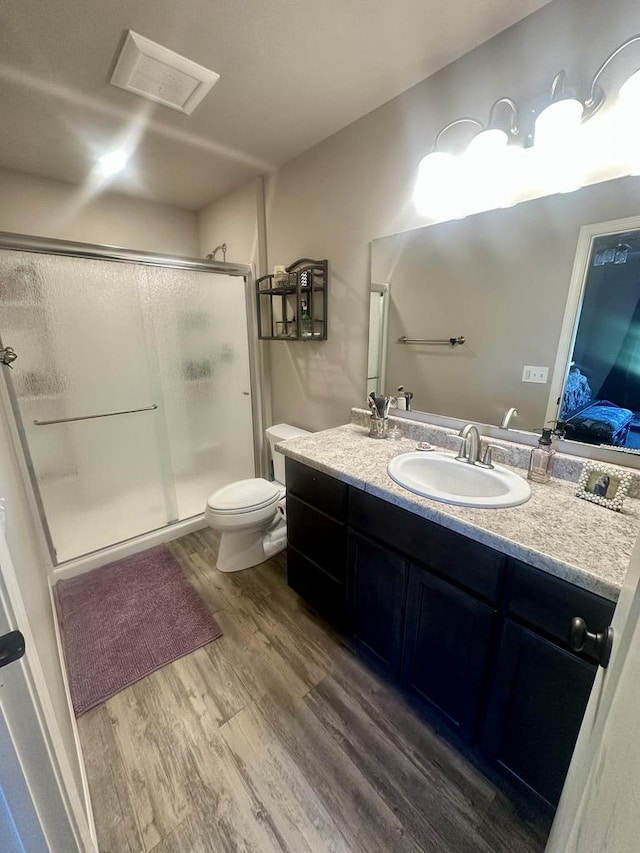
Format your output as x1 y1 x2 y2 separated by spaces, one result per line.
52 514 207 581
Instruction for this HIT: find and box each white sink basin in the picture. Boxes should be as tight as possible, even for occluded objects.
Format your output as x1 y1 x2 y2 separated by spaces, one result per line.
387 451 531 508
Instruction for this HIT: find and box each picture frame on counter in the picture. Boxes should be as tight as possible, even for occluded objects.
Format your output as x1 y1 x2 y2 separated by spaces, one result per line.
576 461 632 511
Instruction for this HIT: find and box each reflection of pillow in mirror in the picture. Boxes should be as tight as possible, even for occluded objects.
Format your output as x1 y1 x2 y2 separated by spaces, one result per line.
563 402 633 446
560 368 593 419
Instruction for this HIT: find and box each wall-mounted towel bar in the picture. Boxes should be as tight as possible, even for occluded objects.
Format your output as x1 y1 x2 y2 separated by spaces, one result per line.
396 335 466 346
34 404 158 426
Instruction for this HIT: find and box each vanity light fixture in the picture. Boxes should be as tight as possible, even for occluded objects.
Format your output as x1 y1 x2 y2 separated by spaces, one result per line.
534 35 640 146
413 35 640 219
584 34 640 117
533 71 583 149
412 117 481 217
413 103 518 217
466 98 519 154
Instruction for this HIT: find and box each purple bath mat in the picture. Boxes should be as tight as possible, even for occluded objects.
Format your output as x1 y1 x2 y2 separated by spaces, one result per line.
56 545 222 717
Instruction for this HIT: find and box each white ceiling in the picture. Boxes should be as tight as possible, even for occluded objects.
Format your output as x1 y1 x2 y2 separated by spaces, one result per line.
0 0 552 210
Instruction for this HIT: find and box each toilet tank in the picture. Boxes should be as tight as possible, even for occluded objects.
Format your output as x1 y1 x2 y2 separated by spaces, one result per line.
265 423 310 485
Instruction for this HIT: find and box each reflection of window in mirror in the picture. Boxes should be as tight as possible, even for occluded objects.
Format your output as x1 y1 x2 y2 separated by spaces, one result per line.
367 283 389 397
558 227 640 451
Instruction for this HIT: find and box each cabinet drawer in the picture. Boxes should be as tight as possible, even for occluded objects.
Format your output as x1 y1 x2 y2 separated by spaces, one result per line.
287 493 346 581
507 559 616 659
286 458 347 520
287 545 346 626
349 487 505 603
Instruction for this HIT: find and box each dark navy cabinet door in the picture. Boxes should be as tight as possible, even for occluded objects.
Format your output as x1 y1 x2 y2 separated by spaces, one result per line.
347 532 408 677
401 563 497 742
481 618 597 807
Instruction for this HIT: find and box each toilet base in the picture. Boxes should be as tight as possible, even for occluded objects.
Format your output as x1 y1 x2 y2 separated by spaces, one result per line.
216 520 286 572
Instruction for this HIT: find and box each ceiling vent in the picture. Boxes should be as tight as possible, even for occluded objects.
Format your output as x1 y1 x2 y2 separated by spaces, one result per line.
110 30 219 115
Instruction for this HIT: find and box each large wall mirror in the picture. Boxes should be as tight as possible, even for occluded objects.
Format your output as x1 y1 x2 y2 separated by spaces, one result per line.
369 175 640 453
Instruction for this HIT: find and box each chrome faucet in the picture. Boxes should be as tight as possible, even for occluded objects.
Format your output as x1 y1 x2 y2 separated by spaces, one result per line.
500 407 518 429
456 423 481 464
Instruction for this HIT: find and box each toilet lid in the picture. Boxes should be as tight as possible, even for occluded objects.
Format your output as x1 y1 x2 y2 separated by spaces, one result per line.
207 478 281 513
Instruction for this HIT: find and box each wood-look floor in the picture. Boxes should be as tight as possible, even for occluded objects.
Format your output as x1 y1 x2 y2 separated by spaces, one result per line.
76 529 551 853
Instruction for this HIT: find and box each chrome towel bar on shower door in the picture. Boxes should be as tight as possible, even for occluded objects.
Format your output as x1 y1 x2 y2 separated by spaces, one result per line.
33 403 158 426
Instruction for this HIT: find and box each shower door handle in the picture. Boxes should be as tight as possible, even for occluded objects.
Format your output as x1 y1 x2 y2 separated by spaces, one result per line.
34 403 158 426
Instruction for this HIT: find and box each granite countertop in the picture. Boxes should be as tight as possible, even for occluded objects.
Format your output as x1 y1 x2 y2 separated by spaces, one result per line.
278 423 640 602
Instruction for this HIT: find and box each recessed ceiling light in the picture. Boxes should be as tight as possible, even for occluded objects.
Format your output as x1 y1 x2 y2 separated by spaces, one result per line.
97 149 128 177
110 30 220 115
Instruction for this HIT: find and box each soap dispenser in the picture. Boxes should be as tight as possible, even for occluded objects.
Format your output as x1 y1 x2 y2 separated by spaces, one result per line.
528 428 555 483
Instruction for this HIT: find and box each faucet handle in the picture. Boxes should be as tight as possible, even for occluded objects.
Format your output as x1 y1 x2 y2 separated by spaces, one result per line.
480 444 504 468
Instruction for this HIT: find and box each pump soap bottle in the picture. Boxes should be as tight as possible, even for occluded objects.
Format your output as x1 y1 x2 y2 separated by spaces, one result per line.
528 428 555 483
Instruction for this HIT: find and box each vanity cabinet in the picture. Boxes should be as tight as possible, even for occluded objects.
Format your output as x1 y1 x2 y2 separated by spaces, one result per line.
348 487 502 741
285 459 616 810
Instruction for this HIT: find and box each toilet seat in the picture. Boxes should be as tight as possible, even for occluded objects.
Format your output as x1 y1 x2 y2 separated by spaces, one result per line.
207 478 281 515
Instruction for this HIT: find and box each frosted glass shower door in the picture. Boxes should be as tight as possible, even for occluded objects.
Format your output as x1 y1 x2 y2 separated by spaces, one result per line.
0 251 171 562
142 267 255 520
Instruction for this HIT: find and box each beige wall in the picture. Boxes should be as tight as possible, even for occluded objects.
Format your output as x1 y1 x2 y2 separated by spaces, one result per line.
375 176 640 431
264 0 640 430
198 178 262 267
0 166 199 255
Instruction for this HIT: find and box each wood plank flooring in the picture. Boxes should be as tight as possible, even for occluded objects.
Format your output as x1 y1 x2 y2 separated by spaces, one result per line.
76 529 551 852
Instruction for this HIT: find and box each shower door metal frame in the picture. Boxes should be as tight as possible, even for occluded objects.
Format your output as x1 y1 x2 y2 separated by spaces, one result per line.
0 230 263 566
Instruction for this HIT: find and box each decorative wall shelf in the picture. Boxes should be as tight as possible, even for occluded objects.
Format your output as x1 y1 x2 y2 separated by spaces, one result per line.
256 258 328 341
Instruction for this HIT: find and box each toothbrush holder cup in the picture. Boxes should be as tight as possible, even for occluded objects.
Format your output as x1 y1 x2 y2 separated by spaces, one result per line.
369 416 389 439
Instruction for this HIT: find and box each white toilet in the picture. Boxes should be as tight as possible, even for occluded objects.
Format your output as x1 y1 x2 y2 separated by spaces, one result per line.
205 423 310 572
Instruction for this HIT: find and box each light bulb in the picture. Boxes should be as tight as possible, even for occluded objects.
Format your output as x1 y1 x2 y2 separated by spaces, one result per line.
412 150 457 218
461 128 511 211
532 98 585 194
534 98 583 148
619 67 640 110
609 68 640 176
466 127 508 158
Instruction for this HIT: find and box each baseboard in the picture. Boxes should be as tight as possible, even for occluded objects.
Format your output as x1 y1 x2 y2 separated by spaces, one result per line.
52 515 207 581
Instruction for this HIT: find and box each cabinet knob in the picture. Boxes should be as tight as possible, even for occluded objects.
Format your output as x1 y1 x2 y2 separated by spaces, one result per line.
569 616 614 668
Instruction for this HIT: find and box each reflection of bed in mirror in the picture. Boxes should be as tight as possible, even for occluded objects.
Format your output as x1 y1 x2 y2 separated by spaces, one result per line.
558 367 633 447
369 174 640 453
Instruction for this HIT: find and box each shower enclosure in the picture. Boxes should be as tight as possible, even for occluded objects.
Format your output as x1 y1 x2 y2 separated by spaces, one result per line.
0 234 259 564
